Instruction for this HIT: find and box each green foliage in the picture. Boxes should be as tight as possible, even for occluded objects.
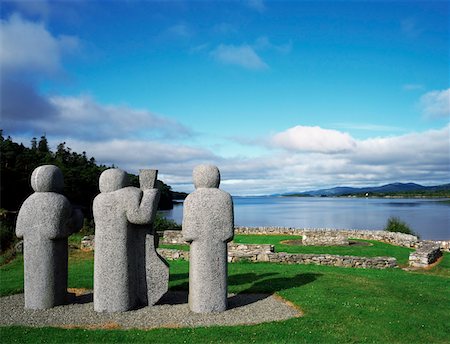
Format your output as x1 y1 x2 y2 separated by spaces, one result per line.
0 132 180 223
154 213 181 231
0 209 17 253
384 216 416 236
0 134 107 216
80 218 95 236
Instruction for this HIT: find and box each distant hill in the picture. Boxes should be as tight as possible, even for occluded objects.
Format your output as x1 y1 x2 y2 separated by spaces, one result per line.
283 182 450 197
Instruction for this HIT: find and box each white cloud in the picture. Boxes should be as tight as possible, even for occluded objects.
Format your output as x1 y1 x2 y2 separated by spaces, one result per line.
420 88 450 119
211 44 268 70
0 13 79 76
271 126 357 153
4 94 193 141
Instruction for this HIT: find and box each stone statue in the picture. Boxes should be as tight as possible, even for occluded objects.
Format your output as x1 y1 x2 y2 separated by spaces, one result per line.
93 168 161 312
134 169 169 307
182 164 234 313
16 165 83 309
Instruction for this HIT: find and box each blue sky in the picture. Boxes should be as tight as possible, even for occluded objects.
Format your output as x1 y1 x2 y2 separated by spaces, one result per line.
1 0 449 195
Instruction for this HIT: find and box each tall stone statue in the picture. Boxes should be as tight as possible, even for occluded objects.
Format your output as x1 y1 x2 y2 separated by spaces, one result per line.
93 168 162 312
182 164 234 313
16 165 83 309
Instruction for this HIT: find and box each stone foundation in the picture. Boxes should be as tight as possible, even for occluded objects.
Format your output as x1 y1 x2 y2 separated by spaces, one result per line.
302 230 349 246
157 248 397 269
235 227 419 248
160 230 185 244
80 235 95 251
409 242 442 267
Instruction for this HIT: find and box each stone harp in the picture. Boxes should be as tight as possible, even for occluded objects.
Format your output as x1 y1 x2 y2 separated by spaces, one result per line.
139 169 158 190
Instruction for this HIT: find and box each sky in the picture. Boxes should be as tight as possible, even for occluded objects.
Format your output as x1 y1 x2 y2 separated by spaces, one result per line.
1 0 449 195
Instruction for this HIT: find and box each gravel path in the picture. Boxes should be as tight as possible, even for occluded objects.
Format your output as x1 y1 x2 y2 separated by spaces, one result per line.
0 291 301 330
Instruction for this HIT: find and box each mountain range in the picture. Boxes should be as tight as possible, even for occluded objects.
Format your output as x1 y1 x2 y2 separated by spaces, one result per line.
282 182 450 197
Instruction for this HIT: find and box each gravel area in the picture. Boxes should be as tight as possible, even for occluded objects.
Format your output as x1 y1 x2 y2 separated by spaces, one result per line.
0 291 301 330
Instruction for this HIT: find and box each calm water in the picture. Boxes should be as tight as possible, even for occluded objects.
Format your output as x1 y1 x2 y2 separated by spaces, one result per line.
161 197 450 240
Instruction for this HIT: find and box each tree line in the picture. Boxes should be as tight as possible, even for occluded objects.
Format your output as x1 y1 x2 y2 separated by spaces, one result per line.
0 131 184 216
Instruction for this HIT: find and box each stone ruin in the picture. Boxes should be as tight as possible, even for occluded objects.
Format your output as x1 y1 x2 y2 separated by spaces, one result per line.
302 229 349 246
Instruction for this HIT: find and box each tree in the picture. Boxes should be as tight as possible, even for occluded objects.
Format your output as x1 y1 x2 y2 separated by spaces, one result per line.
38 135 49 153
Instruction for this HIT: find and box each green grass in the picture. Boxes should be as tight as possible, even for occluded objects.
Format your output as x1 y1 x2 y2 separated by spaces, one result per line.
233 234 413 265
1 237 449 343
159 243 190 251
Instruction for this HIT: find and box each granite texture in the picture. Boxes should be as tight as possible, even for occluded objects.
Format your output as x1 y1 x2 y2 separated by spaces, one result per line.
15 165 83 309
302 230 349 246
182 165 234 313
409 242 442 267
0 291 301 329
135 169 169 307
93 168 161 312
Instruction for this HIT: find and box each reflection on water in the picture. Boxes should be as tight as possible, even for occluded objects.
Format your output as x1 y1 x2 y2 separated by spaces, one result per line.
160 197 450 240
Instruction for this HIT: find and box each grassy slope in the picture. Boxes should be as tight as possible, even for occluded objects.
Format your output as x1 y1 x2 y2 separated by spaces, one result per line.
0 244 448 343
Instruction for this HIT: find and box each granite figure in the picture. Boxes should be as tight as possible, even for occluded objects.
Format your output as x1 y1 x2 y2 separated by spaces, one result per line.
16 165 83 309
182 164 234 313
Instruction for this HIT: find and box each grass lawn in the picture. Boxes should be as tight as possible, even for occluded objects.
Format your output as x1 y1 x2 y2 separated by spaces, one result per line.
234 234 415 266
162 234 414 266
0 236 449 343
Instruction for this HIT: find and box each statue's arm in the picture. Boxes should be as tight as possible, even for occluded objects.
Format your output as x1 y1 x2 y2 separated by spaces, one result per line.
181 195 199 242
15 203 28 239
126 188 160 225
223 194 235 243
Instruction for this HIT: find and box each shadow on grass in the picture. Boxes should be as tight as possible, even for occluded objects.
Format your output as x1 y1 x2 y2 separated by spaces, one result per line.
236 272 322 295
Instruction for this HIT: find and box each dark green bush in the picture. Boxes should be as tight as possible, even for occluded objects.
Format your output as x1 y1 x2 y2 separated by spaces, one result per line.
0 209 17 252
154 213 181 231
384 216 416 236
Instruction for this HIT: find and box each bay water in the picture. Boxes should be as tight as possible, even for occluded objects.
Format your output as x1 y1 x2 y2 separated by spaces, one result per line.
161 196 450 240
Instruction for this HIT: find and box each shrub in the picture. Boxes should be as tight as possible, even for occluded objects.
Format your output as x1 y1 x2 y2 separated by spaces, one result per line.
0 209 17 252
154 213 181 231
384 216 416 236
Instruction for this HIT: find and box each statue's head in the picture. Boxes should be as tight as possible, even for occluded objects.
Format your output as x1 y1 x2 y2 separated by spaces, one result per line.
193 164 220 189
99 168 129 193
31 165 64 193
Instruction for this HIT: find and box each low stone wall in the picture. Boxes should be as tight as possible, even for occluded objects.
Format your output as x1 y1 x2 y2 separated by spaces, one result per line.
159 248 397 269
302 230 349 246
80 235 95 251
235 226 300 236
235 227 419 248
265 253 397 269
229 243 274 255
157 248 190 260
409 242 442 267
160 230 185 244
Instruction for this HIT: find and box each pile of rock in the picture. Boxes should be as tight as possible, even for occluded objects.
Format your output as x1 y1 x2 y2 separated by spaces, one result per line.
409 242 442 267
